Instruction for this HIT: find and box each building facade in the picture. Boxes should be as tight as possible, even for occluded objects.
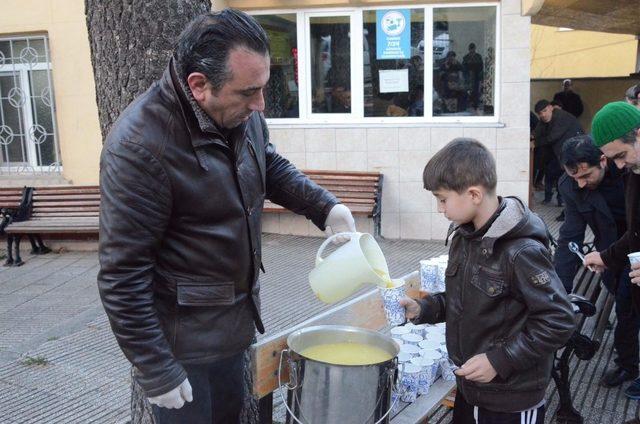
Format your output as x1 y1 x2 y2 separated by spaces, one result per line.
1 0 531 241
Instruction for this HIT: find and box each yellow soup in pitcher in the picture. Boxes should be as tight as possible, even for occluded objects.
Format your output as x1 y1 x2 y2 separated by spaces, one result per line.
300 342 393 365
373 268 396 288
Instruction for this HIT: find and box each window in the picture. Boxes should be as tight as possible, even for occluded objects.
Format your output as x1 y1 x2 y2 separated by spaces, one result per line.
252 3 498 124
0 35 60 171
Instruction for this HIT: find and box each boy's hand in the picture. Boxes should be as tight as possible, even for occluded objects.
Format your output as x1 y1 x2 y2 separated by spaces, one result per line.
399 297 421 321
455 353 497 383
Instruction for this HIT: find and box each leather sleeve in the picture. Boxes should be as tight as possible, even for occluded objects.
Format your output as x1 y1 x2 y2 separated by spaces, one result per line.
486 244 576 379
260 116 340 230
601 231 631 275
414 293 446 325
98 140 187 397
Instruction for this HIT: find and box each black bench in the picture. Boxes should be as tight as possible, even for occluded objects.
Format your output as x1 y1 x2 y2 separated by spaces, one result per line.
551 242 615 424
263 170 383 237
4 185 99 264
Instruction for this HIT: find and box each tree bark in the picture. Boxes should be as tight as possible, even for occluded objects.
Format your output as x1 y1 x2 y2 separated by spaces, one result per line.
85 0 211 139
85 2 262 423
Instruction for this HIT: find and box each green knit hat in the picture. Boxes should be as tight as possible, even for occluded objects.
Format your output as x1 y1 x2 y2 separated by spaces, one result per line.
592 101 640 147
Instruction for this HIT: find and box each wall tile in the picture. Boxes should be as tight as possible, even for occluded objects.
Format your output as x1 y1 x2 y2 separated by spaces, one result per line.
501 83 530 118
306 152 337 170
337 151 368 171
501 0 521 15
497 181 530 202
497 149 530 181
399 127 430 151
399 182 431 213
502 48 530 83
431 127 464 153
367 128 399 151
382 212 400 239
283 152 306 169
269 128 305 153
399 150 431 182
382 180 400 214
463 127 497 150
305 128 336 152
431 213 452 240
336 128 367 152
497 127 530 150
279 214 310 236
401 213 432 240
502 14 530 50
261 214 280 234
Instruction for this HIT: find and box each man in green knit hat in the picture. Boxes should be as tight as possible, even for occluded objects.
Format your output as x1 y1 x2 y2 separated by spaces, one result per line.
585 101 640 273
584 102 640 411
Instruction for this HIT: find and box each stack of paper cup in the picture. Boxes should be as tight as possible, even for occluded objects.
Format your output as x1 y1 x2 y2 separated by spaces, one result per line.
411 324 427 337
418 340 441 352
390 326 411 338
400 344 421 357
420 350 442 384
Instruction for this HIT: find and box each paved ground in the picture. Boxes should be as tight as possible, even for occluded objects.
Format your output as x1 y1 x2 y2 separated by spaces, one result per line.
0 195 637 423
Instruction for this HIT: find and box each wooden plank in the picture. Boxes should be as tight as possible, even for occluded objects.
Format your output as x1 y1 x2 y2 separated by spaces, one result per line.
250 290 388 398
33 201 100 208
390 379 456 424
303 169 381 177
34 194 100 201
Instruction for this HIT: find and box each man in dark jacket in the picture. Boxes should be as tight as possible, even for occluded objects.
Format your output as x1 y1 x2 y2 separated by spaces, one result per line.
555 136 639 393
534 99 584 207
585 102 640 401
98 10 356 423
553 79 584 118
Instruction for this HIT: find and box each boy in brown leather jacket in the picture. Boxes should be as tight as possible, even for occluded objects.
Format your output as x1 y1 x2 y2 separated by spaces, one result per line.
401 138 576 423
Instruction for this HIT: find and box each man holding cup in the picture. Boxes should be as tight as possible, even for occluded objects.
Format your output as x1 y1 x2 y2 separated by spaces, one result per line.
584 103 640 399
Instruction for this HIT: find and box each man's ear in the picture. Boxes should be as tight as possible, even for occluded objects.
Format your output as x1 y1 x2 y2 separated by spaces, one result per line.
600 155 608 168
187 72 209 102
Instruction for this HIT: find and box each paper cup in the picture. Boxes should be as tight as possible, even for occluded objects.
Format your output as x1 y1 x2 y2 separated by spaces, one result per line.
397 352 413 364
418 340 441 351
400 344 421 357
379 283 407 326
440 357 458 381
411 324 427 336
410 357 435 395
628 252 640 265
419 260 439 293
400 364 421 402
390 326 411 337
401 333 423 346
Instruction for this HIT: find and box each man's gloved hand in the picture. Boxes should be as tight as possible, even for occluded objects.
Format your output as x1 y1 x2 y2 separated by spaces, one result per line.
324 204 356 243
148 378 193 409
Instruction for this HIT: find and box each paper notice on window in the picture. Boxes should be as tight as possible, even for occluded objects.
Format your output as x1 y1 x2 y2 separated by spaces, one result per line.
379 69 409 93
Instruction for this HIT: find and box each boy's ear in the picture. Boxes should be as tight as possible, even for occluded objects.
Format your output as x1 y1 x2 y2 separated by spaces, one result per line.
468 186 484 204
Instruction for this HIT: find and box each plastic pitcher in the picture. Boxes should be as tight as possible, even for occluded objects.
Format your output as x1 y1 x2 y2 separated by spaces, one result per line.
309 232 392 304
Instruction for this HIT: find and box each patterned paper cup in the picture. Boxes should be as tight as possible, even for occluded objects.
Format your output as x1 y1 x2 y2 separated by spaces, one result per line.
418 340 441 351
628 252 640 265
378 283 407 326
419 260 439 293
420 350 442 384
390 326 411 338
400 364 421 402
411 324 427 336
440 357 458 381
400 344 421 357
401 333 423 346
410 357 435 395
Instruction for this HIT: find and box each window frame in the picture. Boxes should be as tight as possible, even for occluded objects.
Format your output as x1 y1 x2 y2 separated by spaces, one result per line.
0 34 61 172
251 2 501 126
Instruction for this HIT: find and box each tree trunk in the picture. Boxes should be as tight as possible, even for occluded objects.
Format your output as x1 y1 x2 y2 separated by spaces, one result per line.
85 0 211 139
85 2 261 423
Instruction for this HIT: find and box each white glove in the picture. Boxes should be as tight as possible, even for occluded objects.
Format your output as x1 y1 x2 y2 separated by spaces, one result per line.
324 204 357 243
148 378 193 409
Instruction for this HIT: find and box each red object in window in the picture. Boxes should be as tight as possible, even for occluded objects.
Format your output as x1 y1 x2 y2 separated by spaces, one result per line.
292 47 299 86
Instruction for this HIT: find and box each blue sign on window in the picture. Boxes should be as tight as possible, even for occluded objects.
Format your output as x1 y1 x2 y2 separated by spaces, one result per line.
376 9 411 60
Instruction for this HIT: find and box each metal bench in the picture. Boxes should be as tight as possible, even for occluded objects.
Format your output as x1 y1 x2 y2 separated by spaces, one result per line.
264 170 384 237
4 185 100 263
551 243 614 424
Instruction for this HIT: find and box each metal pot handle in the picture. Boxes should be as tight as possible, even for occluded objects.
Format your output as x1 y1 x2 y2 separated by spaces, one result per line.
278 351 404 424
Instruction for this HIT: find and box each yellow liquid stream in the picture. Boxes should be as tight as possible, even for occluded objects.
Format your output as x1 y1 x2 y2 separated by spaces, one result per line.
300 342 393 365
374 268 396 288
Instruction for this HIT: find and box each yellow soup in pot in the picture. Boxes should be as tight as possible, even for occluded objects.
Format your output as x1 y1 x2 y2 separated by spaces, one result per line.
300 342 393 365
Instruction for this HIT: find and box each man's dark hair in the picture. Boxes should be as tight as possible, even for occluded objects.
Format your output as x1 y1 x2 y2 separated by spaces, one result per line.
423 138 497 193
534 99 550 113
468 43 476 50
621 126 640 144
561 135 602 173
175 9 270 91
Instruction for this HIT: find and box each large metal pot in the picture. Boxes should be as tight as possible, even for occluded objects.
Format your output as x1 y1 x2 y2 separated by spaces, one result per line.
279 325 400 424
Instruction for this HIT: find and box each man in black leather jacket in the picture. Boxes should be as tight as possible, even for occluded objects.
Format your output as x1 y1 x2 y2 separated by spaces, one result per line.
97 10 356 423
402 138 575 423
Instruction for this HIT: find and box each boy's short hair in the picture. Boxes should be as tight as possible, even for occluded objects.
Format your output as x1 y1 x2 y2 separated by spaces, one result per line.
561 135 602 173
423 138 497 193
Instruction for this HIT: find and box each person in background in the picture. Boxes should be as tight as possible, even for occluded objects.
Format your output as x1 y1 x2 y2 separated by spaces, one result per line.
534 99 584 210
626 84 640 109
553 79 584 118
401 138 575 424
554 136 639 394
462 43 483 110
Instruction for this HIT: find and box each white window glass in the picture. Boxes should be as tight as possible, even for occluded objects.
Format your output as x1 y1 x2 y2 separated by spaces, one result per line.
363 9 424 117
254 14 299 118
309 16 351 114
432 6 496 117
